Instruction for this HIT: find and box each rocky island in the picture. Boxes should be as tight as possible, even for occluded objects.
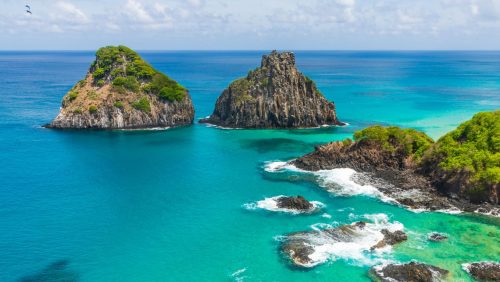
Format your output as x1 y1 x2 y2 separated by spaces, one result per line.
292 111 500 215
200 51 342 128
46 45 194 129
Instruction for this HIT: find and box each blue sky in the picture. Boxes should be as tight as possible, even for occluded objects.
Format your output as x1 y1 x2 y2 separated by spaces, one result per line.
1 0 500 50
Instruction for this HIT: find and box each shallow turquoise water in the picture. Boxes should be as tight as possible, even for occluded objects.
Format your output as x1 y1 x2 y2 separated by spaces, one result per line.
0 51 499 281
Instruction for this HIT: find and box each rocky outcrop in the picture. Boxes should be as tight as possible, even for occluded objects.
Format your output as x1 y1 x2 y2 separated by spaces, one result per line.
276 196 314 211
46 45 194 129
291 123 500 216
463 262 500 282
370 262 449 282
200 50 342 128
427 233 447 242
370 229 407 250
280 221 406 268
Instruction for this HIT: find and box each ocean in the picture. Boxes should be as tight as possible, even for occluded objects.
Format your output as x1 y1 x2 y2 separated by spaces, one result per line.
0 51 499 281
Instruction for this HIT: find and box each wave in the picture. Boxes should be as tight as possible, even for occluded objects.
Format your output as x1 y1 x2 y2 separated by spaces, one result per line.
282 214 403 268
230 267 247 282
264 161 395 203
264 161 488 216
243 195 324 214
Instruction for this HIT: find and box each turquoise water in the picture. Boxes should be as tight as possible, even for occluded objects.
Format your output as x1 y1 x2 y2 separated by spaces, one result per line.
0 51 499 281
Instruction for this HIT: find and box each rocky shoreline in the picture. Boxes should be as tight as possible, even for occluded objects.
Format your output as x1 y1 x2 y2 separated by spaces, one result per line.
290 125 499 216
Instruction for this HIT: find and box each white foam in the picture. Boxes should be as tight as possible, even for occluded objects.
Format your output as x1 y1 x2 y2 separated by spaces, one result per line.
263 161 302 173
321 213 332 219
244 195 324 214
264 162 396 203
296 216 404 268
231 267 247 282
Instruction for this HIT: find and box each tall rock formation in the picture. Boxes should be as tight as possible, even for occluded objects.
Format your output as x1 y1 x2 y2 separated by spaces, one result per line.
200 51 341 128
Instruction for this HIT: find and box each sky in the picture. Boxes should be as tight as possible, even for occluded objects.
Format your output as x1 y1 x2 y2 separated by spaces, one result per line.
1 0 500 50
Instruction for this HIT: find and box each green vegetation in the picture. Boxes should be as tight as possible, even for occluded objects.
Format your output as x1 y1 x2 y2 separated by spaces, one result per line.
88 105 98 113
73 108 82 114
132 97 150 112
91 45 186 101
78 80 86 87
88 90 98 100
96 79 105 87
68 91 78 101
112 76 140 93
423 111 500 193
114 101 124 108
353 125 434 160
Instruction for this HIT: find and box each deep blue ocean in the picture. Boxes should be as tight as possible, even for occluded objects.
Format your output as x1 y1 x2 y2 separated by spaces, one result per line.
0 51 499 281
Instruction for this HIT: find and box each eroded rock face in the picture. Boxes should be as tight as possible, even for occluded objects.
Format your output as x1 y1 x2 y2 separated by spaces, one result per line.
276 196 313 211
200 51 341 128
463 262 500 282
291 139 500 216
370 262 449 282
46 45 194 129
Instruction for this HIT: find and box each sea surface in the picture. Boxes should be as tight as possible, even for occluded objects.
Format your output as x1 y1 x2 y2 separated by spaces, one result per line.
0 51 499 281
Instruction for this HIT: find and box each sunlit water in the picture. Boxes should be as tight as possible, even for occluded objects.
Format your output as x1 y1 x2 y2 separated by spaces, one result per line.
0 51 498 281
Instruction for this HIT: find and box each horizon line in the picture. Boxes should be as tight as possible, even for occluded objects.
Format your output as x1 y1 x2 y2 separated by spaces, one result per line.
1 49 500 52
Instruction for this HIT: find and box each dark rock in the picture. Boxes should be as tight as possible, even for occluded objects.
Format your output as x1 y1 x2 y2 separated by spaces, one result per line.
370 262 449 282
370 229 407 250
428 232 448 242
200 50 342 128
463 262 500 282
276 196 314 211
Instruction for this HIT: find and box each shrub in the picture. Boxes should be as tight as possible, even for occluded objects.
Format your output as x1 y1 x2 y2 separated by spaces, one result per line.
78 80 86 87
423 111 500 187
114 101 124 108
73 108 82 114
96 79 105 87
132 97 150 112
88 105 98 113
354 125 434 160
159 86 186 102
112 76 140 93
68 91 78 101
88 90 98 100
93 68 105 79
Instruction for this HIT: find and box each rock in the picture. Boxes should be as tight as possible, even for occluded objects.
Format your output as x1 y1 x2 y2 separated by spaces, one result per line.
371 229 408 250
370 262 449 282
276 196 314 211
200 50 342 128
463 262 500 282
427 232 447 242
280 221 405 268
46 45 194 129
291 123 500 216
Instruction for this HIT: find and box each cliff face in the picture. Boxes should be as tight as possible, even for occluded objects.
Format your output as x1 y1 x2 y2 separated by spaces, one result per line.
200 51 341 128
46 45 194 129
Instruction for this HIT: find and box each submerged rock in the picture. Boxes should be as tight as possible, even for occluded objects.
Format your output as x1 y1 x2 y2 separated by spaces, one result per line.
427 232 448 242
19 259 79 282
370 262 449 282
463 262 500 282
276 196 314 211
200 50 342 128
280 221 405 268
46 45 194 129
